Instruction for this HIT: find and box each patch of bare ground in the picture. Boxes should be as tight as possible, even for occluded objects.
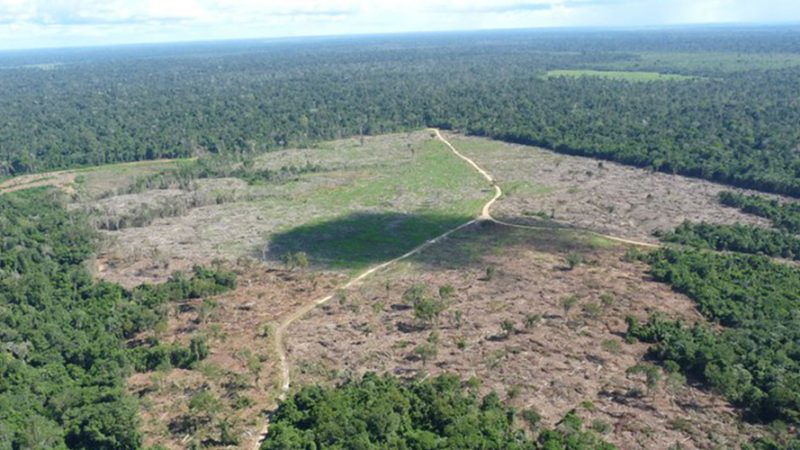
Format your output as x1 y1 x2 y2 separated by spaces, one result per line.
0 158 183 196
444 132 782 242
0 171 78 195
127 259 347 450
286 224 762 449
93 131 485 287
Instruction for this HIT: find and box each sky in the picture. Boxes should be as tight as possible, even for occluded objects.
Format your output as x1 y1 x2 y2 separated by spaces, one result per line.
0 0 799 50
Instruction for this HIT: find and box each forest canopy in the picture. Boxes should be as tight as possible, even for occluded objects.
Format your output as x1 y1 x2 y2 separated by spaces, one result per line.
260 373 616 450
2 26 800 196
629 248 800 426
0 188 236 449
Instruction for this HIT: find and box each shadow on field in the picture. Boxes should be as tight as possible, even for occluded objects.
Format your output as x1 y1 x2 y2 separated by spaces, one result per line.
408 219 608 270
265 211 473 269
265 211 611 271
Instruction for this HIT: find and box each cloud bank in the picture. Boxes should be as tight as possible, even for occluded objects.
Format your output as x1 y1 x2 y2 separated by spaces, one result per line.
0 0 798 50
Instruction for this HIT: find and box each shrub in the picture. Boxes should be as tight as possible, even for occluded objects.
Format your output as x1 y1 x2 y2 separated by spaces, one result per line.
485 265 497 281
566 252 584 270
601 339 622 354
582 303 602 320
561 295 580 315
500 319 516 338
438 284 455 299
524 314 542 330
412 343 437 365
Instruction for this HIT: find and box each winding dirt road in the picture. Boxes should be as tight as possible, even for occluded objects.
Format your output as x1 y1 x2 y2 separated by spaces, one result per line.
431 129 660 249
253 129 658 449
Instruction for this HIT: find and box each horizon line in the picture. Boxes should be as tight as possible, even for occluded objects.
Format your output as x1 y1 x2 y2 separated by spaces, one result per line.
1 20 799 54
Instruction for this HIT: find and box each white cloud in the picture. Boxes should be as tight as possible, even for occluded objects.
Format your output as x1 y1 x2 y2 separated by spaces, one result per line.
0 0 798 50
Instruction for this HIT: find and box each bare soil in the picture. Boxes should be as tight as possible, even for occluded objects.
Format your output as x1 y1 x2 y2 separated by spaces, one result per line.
55 131 788 449
94 131 486 287
128 259 347 449
445 132 778 243
286 224 763 449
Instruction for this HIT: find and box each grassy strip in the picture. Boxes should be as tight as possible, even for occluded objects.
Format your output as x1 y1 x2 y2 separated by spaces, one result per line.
544 69 695 81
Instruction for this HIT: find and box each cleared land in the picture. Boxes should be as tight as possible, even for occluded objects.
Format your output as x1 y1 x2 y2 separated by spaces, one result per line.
0 158 185 196
98 131 491 449
91 132 490 286
444 132 776 243
7 130 791 449
286 224 763 449
544 69 695 81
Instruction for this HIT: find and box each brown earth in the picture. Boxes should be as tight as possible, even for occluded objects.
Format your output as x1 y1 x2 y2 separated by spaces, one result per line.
445 132 779 243
127 259 347 450
285 224 762 449
20 131 784 449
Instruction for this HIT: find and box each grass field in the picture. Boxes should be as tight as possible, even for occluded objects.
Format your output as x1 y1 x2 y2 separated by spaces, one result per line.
605 51 800 74
264 138 491 270
82 131 492 284
545 69 695 81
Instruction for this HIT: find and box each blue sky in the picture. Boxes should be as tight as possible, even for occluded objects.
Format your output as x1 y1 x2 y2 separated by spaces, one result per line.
1 0 799 50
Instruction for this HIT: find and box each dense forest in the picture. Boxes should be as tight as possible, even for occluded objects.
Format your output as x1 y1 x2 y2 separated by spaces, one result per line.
2 26 800 196
719 191 800 233
628 248 800 431
661 221 800 259
642 191 800 439
0 188 236 449
261 373 616 450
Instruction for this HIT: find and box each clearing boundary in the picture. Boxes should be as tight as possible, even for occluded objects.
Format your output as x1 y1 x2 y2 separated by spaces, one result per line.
253 129 658 449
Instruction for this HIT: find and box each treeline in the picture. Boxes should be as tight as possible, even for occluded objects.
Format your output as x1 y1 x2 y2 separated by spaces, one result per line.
119 156 322 196
661 221 800 260
2 28 800 196
0 189 235 449
261 373 616 450
720 191 800 233
628 248 800 426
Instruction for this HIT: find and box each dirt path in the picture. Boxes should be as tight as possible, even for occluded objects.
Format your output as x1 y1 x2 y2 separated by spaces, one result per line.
253 129 659 448
431 129 659 249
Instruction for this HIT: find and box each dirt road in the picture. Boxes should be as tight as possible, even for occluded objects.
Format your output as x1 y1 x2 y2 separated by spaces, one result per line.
432 129 659 248
252 129 659 449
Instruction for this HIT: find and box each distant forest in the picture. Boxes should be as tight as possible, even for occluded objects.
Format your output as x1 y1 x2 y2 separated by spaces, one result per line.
2 26 800 197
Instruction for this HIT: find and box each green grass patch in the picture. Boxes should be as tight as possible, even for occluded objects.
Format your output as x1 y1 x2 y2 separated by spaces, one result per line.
605 52 800 74
545 69 695 82
503 180 555 198
587 234 617 249
267 138 491 270
72 157 194 175
268 212 472 270
310 139 488 215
